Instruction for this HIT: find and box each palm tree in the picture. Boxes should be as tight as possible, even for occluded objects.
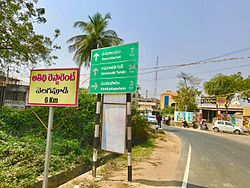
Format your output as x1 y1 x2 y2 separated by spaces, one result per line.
67 12 123 67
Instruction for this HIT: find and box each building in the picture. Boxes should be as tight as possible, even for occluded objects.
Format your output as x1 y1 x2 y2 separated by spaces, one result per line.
0 76 28 108
160 90 177 110
137 98 160 112
196 95 243 123
132 93 160 114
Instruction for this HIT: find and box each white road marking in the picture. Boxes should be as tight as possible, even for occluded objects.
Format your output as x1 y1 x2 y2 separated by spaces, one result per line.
181 144 192 188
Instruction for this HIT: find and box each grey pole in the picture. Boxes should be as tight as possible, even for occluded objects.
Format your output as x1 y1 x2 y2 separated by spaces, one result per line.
2 67 9 107
126 93 132 182
154 56 159 99
92 94 101 177
42 107 54 188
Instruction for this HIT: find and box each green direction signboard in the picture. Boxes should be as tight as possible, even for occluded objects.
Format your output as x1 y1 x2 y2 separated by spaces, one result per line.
91 43 138 64
90 43 138 94
90 61 138 79
90 77 137 94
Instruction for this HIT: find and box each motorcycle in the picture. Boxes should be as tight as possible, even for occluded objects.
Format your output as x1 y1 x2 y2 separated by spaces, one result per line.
192 121 198 129
182 120 189 128
200 120 209 131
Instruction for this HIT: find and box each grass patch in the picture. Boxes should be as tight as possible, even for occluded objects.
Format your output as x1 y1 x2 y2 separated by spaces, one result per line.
76 178 100 188
0 94 152 187
97 137 157 181
0 131 92 188
132 138 155 161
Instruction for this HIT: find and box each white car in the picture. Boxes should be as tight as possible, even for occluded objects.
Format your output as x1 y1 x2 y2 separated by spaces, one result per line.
212 120 244 134
146 115 157 124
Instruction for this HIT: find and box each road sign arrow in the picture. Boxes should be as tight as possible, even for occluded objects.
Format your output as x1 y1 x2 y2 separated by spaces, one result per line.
94 53 99 61
93 68 98 76
92 83 98 90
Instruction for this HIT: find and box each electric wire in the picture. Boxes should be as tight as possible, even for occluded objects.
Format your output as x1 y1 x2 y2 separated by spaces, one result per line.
140 47 250 71
140 63 250 82
139 56 250 75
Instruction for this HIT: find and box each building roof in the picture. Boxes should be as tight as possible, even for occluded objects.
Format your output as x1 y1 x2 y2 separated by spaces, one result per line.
160 90 177 97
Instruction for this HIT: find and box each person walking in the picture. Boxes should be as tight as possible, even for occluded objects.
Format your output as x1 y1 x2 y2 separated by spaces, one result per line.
157 114 162 129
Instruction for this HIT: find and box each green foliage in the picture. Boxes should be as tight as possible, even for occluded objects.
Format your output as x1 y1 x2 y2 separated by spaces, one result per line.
0 89 96 142
174 73 201 111
67 12 123 67
162 106 175 116
53 89 96 146
0 89 151 187
0 131 91 188
131 105 152 146
241 75 250 102
0 89 95 187
175 87 200 112
204 72 244 103
0 0 60 71
0 106 46 137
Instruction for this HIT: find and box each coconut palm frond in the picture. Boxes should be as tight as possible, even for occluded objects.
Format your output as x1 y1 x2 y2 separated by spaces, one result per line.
104 13 111 20
102 36 123 44
68 38 87 53
73 21 88 29
102 30 118 37
68 12 122 67
66 34 87 44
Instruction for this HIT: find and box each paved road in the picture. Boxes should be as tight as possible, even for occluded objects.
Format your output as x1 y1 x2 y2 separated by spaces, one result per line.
165 126 250 188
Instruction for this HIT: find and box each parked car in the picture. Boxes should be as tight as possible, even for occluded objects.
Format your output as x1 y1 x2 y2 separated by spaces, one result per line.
147 115 157 124
212 120 244 134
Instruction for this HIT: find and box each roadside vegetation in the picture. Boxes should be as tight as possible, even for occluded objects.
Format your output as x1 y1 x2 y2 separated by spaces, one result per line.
64 136 160 188
174 73 201 112
0 89 152 187
204 72 250 111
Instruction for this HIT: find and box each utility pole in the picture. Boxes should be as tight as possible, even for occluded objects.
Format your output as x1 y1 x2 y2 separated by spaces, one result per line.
145 90 148 114
183 74 187 111
2 67 10 107
154 56 159 99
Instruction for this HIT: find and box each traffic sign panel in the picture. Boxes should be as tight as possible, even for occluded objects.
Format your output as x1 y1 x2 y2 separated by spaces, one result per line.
89 77 137 94
91 43 138 64
90 60 138 79
89 43 138 94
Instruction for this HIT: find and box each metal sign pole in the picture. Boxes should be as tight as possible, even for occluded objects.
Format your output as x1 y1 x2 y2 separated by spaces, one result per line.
42 107 54 188
92 94 101 177
126 93 132 182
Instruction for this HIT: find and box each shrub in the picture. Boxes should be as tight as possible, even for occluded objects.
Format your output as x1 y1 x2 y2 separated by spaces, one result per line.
131 106 152 146
0 89 152 187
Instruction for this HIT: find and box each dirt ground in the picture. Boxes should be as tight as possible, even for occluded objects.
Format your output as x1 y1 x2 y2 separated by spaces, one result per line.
59 131 181 188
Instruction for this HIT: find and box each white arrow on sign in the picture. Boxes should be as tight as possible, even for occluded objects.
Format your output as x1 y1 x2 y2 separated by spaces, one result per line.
94 53 99 61
92 83 98 90
93 68 98 76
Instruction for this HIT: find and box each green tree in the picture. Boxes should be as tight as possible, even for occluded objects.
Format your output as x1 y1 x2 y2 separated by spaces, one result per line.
67 12 123 67
241 75 250 102
0 0 60 71
174 73 201 112
162 106 175 116
204 72 244 112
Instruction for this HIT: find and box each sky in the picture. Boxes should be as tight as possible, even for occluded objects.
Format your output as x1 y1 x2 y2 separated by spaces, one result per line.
21 0 250 98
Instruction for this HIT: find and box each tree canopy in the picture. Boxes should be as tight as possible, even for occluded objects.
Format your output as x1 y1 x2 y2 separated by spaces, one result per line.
67 12 123 67
241 75 250 102
162 106 175 116
204 72 244 103
0 0 60 72
174 73 201 112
